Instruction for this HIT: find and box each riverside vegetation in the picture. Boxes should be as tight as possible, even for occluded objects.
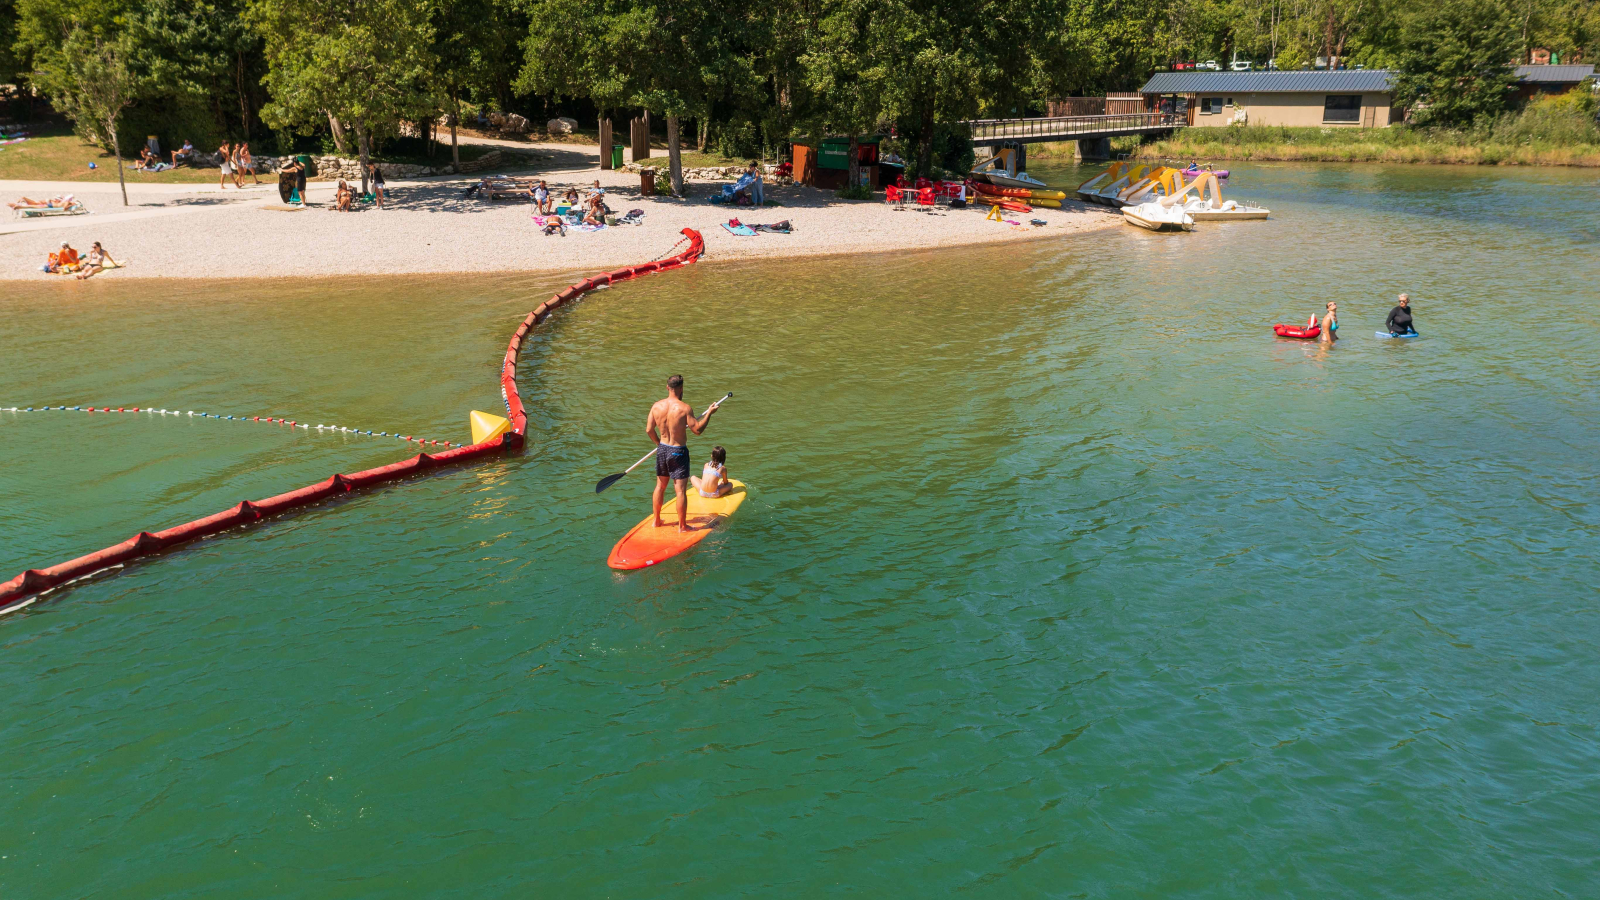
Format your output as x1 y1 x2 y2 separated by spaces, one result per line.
1137 90 1600 167
2 0 1599 200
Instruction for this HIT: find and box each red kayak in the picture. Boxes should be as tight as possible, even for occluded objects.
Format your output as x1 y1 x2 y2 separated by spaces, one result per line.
970 182 1035 199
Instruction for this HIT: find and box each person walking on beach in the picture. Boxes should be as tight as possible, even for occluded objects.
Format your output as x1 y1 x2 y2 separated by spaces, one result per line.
217 142 235 188
646 375 720 532
1385 293 1416 336
237 143 261 185
1319 300 1339 344
369 163 386 208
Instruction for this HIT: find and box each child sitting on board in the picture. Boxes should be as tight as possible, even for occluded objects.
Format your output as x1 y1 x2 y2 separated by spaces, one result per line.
691 446 731 498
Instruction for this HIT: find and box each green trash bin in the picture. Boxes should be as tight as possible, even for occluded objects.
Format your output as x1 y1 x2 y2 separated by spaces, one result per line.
610 144 624 168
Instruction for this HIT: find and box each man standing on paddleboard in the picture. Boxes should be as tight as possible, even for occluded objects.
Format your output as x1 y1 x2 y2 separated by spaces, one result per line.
647 375 720 532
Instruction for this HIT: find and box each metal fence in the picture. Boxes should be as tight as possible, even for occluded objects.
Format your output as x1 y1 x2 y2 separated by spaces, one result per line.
967 112 1184 143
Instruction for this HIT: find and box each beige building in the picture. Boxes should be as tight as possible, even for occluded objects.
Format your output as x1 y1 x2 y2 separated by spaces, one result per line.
1139 70 1399 128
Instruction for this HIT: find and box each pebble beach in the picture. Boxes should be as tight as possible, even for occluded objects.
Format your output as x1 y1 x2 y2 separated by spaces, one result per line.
0 141 1119 281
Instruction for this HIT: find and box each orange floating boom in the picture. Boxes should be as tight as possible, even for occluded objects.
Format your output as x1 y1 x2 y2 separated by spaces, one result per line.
0 228 707 614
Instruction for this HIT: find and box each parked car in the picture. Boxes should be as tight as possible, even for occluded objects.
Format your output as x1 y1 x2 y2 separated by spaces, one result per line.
1230 60 1252 71
1199 60 1221 71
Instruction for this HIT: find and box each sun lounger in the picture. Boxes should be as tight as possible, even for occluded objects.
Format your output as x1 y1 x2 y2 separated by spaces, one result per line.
14 200 87 219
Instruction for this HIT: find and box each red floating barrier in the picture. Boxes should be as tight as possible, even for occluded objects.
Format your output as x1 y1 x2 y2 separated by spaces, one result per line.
0 229 706 613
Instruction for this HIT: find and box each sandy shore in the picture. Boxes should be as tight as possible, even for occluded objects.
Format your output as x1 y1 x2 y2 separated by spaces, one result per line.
1 140 1119 280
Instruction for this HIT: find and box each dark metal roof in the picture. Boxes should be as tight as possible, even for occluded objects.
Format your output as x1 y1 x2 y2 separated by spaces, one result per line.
1514 64 1596 83
1140 70 1395 94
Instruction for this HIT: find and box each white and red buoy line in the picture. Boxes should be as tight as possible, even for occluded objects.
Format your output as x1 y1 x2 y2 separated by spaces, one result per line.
0 406 460 448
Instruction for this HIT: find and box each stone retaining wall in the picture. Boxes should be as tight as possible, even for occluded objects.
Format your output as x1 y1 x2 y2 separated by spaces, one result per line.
253 148 515 179
619 163 777 181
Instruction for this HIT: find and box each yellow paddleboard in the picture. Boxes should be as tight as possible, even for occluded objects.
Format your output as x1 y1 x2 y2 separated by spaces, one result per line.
608 480 748 570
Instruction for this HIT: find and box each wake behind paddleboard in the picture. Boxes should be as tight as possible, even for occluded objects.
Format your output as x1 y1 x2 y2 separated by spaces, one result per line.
1376 331 1420 339
608 480 747 570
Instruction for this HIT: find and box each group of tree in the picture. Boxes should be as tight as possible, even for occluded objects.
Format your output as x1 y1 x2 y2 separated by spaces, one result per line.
1 0 1596 193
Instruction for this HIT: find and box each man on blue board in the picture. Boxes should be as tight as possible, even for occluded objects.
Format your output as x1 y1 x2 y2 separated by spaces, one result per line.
647 375 719 532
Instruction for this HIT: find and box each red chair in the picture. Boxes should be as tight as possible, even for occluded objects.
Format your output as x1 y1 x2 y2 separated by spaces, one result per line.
916 187 936 206
914 176 933 190
885 185 903 205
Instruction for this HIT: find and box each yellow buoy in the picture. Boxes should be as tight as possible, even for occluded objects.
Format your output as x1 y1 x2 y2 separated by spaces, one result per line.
470 410 510 445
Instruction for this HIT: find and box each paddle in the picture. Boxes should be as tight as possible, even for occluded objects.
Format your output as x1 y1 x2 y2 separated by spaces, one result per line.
595 393 732 494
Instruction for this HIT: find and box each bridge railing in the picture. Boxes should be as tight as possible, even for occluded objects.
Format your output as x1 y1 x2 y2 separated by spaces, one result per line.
968 112 1183 142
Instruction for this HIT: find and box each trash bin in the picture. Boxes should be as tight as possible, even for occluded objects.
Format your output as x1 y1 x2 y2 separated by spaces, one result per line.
640 167 656 197
610 144 624 169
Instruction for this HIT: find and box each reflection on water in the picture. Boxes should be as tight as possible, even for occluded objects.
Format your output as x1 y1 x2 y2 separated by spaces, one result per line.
2 163 1599 898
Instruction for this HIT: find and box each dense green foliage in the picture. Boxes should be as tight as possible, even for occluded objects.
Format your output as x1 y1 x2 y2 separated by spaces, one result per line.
1395 0 1521 125
2 0 1597 173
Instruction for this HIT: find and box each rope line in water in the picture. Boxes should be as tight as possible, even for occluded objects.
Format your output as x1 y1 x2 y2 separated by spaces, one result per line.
0 406 459 447
0 228 707 615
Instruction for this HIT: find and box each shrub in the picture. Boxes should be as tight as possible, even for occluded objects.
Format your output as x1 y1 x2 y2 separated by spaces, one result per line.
834 184 872 200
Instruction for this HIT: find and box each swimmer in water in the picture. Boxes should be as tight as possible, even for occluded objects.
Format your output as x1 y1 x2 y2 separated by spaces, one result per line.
1319 301 1339 343
1385 293 1416 336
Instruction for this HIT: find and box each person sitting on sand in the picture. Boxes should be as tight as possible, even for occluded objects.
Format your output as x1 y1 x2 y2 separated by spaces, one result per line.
691 446 732 499
583 187 609 225
44 242 80 273
334 179 354 212
170 139 196 168
562 186 580 210
75 242 118 280
134 147 160 171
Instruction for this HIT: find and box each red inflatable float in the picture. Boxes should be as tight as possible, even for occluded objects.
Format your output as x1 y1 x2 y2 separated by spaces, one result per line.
0 228 707 614
1273 315 1322 340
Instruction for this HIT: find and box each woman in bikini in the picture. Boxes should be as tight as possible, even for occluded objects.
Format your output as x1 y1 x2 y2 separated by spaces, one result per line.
1319 300 1339 344
75 242 119 280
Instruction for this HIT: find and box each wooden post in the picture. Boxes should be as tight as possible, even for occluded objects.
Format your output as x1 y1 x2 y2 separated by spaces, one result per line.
599 114 612 169
632 115 651 162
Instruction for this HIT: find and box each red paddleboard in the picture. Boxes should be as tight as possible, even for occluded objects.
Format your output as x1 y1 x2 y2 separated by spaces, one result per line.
607 480 747 570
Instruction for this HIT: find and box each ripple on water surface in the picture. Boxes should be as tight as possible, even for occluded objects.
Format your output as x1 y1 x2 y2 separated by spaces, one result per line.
2 163 1599 897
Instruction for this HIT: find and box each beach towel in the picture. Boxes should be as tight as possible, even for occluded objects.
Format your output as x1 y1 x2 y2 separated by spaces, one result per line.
576 223 605 232
722 223 756 236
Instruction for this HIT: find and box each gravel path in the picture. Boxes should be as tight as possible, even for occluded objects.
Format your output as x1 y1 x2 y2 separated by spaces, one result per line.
1 141 1120 281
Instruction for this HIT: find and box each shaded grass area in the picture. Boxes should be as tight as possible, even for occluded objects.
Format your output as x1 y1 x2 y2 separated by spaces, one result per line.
0 126 497 183
1137 111 1600 167
0 126 224 183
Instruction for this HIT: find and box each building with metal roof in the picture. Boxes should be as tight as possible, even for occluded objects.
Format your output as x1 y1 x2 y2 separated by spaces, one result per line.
1513 64 1596 84
1139 70 1398 129
1140 70 1396 95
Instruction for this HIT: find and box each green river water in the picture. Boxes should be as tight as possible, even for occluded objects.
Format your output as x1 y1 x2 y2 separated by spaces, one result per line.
3 162 1598 896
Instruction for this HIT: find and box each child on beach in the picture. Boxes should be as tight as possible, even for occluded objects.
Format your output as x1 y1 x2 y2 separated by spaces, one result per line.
691 446 731 498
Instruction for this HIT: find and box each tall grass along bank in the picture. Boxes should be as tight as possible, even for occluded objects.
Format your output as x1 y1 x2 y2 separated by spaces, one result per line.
1139 95 1600 167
